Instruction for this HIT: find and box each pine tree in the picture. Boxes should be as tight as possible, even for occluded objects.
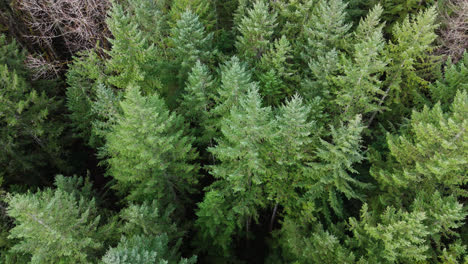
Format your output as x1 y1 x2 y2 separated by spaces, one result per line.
0 35 28 78
349 204 431 263
270 0 315 42
104 86 198 205
334 4 388 122
126 0 169 48
235 0 277 65
120 200 180 241
170 10 214 83
6 175 108 263
197 87 273 252
105 2 160 94
102 234 196 264
301 0 351 63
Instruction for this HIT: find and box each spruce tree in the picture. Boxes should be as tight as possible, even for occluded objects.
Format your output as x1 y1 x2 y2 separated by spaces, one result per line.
266 94 316 216
368 6 438 124
235 0 277 65
300 0 351 102
104 86 198 205
66 49 108 146
430 51 468 110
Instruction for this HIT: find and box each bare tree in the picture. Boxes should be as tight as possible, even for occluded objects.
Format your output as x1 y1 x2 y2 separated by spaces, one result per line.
437 0 468 62
11 0 110 61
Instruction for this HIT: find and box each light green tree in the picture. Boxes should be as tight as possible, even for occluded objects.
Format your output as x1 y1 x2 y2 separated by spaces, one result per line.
7 175 109 263
104 86 198 205
235 0 277 65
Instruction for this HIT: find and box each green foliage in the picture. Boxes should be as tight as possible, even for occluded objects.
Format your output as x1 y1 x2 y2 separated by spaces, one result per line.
198 87 273 253
349 204 431 263
178 61 215 147
102 234 196 264
6 175 106 263
301 0 351 62
266 94 316 214
257 36 297 105
334 4 388 122
120 200 180 241
211 56 255 119
105 2 161 93
383 5 439 111
170 10 214 83
372 90 468 200
279 220 355 264
430 51 468 110
308 115 368 219
169 0 216 32
235 0 277 65
0 35 27 78
104 86 198 205
65 49 108 146
0 62 64 184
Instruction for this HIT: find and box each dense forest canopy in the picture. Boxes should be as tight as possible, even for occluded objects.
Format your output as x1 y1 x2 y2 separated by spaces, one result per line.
0 0 467 263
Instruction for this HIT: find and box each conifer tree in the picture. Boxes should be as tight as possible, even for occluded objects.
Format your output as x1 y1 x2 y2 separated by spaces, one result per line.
170 10 214 83
334 4 387 122
211 56 255 120
301 0 351 62
430 51 468 110
120 200 180 241
197 87 273 252
105 2 160 93
0 63 64 184
7 175 108 263
104 86 198 205
300 0 351 102
66 49 108 146
126 0 169 48
235 0 277 65
371 90 468 201
307 115 369 219
169 0 216 32
266 94 316 217
257 35 297 105
368 6 439 124
102 234 196 264
178 61 215 147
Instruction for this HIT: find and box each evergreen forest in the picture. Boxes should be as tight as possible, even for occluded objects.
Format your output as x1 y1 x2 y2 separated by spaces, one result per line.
0 0 467 263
